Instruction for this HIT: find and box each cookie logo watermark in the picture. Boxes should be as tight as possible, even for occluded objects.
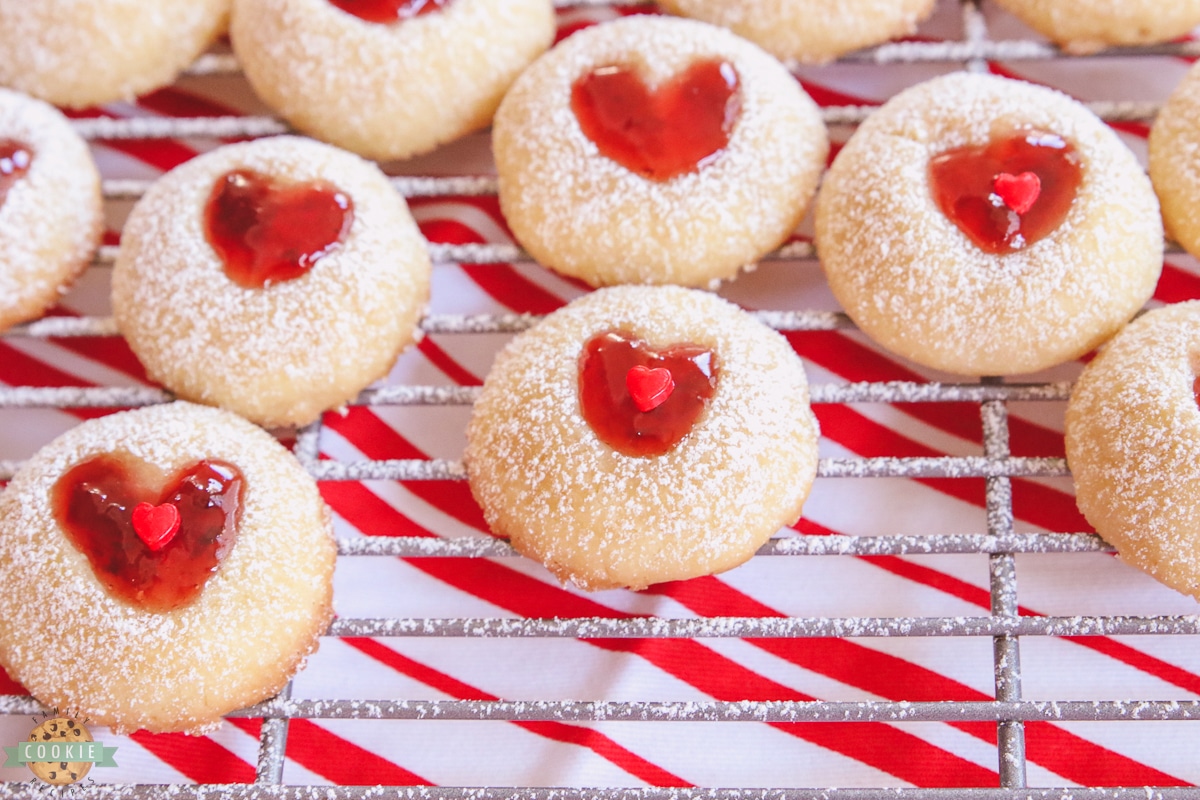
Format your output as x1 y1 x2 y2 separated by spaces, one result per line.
4 713 117 786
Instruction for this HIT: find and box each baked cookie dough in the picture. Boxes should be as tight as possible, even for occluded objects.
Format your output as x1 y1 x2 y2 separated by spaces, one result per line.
1065 302 1200 600
993 0 1200 54
493 15 829 288
0 89 102 332
0 0 229 108
815 72 1161 377
113 135 431 428
0 402 335 734
231 0 555 161
1150 61 1200 261
658 0 936 64
465 286 821 591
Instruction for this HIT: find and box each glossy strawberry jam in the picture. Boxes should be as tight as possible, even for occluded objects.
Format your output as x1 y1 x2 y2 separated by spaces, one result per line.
579 330 718 457
928 129 1082 255
52 455 243 612
327 0 449 23
0 139 32 206
571 59 741 182
205 169 354 289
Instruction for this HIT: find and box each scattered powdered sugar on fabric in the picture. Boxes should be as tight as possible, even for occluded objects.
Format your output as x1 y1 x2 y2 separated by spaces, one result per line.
1066 301 1200 600
492 14 828 287
815 71 1162 376
111 135 430 428
0 402 335 734
464 286 820 591
0 87 101 330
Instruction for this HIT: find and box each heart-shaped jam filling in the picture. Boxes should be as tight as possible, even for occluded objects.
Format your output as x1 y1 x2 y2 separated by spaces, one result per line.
52 454 243 612
579 330 718 457
205 169 354 289
571 59 741 182
928 129 1082 255
327 0 449 23
0 139 32 207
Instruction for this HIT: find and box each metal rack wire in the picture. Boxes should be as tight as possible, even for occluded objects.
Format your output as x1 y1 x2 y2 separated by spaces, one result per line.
2 0 1200 797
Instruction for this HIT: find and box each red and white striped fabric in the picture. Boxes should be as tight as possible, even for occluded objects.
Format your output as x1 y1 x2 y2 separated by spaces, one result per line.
2 0 1200 792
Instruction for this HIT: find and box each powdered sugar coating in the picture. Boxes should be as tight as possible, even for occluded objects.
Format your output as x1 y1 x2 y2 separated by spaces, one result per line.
231 0 555 161
1065 302 1200 600
0 402 335 734
0 0 229 108
493 16 829 288
994 0 1200 55
0 89 102 333
112 136 431 428
657 0 936 65
1150 61 1200 261
464 286 820 591
815 72 1162 377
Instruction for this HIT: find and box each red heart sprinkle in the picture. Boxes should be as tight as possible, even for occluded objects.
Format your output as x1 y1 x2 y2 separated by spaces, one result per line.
993 171 1041 215
131 502 181 551
626 365 676 413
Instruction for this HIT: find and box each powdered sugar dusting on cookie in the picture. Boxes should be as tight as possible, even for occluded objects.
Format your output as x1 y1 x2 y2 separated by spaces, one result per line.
1066 302 1200 600
0 88 102 332
0 402 335 734
464 286 820 591
232 0 554 161
658 0 936 64
0 0 229 108
815 72 1162 376
112 135 431 428
1150 60 1200 259
493 15 828 287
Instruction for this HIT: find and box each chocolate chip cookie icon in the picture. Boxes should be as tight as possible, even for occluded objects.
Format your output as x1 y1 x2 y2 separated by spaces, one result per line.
25 717 93 785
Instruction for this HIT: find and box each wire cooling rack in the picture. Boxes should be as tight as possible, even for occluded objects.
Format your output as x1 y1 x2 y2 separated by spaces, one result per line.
3 0 1200 797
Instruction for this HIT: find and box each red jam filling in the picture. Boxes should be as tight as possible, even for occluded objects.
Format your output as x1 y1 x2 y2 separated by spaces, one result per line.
578 330 718 457
52 455 243 612
0 139 32 207
928 129 1083 255
204 169 354 289
327 0 449 23
571 59 741 182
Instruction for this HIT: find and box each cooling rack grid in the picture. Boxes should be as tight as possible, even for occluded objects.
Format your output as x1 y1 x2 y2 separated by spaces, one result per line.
3 0 1200 796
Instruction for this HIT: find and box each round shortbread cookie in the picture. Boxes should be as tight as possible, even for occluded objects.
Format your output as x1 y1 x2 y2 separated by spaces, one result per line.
0 89 102 333
465 286 821 591
493 15 829 288
1150 61 1200 261
112 135 431 429
0 0 229 109
1065 302 1200 601
993 0 1200 54
231 0 555 162
0 402 335 734
815 72 1162 377
658 0 936 65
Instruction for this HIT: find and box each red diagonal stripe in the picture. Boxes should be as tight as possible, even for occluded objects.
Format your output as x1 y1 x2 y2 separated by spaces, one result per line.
129 729 256 784
417 337 483 387
343 637 689 787
414 212 567 316
323 407 488 533
646 575 1186 787
64 108 198 173
229 718 430 786
813 402 1089 533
